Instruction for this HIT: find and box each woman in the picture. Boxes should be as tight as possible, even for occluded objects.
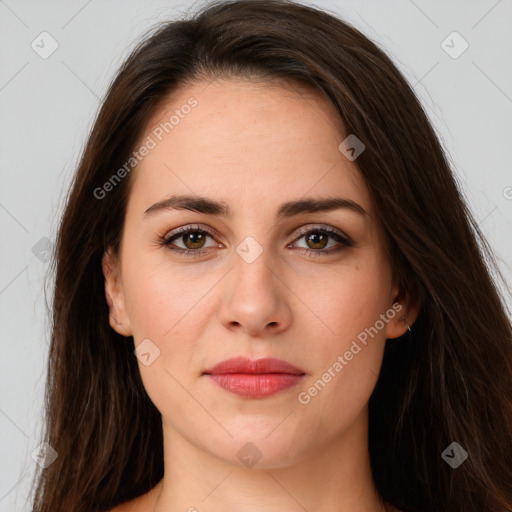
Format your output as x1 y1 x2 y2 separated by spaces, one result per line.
32 1 512 511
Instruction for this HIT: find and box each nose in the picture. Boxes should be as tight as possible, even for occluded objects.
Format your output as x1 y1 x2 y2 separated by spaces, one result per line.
217 251 292 337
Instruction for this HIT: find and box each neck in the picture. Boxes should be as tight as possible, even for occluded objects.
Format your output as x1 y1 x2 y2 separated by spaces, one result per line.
152 407 388 512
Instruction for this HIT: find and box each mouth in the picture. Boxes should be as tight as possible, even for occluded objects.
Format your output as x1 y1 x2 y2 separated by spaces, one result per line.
203 357 306 399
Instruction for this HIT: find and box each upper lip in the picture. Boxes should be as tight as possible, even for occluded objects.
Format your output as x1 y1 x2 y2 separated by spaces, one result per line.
204 357 305 375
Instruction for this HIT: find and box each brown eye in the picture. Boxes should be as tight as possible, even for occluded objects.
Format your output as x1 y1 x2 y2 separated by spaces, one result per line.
289 227 353 256
161 225 352 258
305 232 329 250
181 231 207 250
162 226 218 255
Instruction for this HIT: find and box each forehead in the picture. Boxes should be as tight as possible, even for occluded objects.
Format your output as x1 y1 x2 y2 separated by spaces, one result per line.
128 78 372 219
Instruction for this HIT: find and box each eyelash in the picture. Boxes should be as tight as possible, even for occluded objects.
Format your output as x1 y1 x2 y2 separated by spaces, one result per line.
159 224 353 258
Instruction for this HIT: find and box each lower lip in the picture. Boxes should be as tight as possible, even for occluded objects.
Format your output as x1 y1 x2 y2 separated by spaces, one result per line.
207 373 304 398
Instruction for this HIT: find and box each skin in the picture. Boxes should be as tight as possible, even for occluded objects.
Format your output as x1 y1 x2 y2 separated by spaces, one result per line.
104 78 419 512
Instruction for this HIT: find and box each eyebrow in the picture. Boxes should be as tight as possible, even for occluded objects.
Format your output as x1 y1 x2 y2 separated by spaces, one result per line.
144 194 367 219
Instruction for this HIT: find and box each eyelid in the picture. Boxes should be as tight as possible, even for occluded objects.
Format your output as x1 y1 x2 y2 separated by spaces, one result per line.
161 223 354 259
163 223 352 244
161 224 221 246
290 224 352 242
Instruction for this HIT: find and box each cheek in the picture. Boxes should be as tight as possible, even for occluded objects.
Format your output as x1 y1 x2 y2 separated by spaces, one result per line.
121 262 203 417
295 260 391 350
293 260 391 415
122 256 209 339
296 317 386 441
121 257 216 382
124 273 170 338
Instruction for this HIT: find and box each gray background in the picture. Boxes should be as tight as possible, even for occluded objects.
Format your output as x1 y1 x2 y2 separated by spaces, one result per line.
1 0 511 510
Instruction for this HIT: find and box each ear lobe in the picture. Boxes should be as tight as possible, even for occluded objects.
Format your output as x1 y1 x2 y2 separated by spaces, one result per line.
385 288 421 340
102 248 132 337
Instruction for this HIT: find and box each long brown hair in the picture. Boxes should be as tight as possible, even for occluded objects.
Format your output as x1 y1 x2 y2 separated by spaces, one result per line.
32 1 512 511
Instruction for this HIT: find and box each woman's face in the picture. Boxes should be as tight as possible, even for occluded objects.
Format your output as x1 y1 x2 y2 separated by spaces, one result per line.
103 78 409 468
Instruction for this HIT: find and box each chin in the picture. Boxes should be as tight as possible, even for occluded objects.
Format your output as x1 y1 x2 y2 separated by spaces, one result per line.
207 421 308 469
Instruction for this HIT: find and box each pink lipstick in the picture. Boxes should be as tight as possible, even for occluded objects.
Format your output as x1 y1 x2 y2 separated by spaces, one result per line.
203 357 305 398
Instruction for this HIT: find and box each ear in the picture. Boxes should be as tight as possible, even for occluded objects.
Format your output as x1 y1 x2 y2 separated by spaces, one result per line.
102 248 132 337
385 281 421 339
